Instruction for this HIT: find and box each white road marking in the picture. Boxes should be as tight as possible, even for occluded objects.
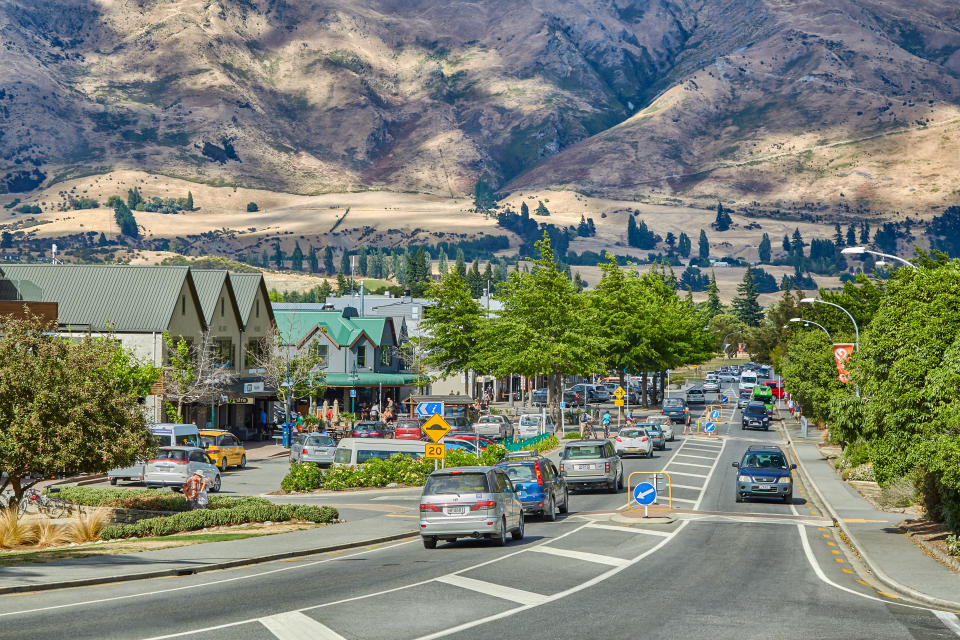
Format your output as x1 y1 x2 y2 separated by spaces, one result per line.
663 470 708 478
668 496 696 504
670 483 704 491
585 523 671 537
668 461 712 469
693 438 726 512
934 611 960 636
435 575 549 606
674 453 716 461
529 546 629 567
260 611 345 640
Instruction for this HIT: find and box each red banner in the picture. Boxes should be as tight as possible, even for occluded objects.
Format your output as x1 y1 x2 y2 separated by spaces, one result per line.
833 344 854 383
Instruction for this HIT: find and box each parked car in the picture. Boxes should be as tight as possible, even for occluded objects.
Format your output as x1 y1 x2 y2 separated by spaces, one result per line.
109 423 201 485
719 371 739 383
741 401 771 430
472 415 514 441
290 433 337 466
642 423 666 450
445 435 498 452
733 445 796 503
444 416 474 437
559 439 624 493
352 421 391 438
419 466 525 549
685 387 706 405
144 447 221 492
589 384 611 402
569 383 601 404
394 418 426 441
496 453 568 520
517 414 554 439
564 387 589 406
531 388 548 406
614 427 653 458
199 429 247 471
703 377 720 393
661 397 690 425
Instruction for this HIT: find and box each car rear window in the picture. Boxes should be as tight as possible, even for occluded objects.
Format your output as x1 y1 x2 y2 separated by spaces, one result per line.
152 449 188 461
500 464 536 482
662 399 683 407
618 429 647 438
306 436 335 447
563 445 605 459
357 449 420 463
688 389 703 395
397 420 420 428
175 434 200 447
200 436 217 448
424 472 489 494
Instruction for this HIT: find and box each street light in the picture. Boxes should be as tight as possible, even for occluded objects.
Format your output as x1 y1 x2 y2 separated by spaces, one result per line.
789 317 832 341
799 298 858 348
841 246 915 268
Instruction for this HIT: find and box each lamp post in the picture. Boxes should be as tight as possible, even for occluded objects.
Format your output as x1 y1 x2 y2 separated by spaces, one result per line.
789 317 832 341
841 246 915 268
350 358 359 415
799 298 858 349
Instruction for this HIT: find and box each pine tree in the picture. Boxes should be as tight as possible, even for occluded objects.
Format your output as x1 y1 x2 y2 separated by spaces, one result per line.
454 249 466 278
714 202 732 231
833 223 844 247
732 266 763 327
698 229 710 260
340 249 350 276
261 249 269 269
791 228 805 255
665 232 676 248
358 246 368 277
846 224 857 246
483 262 493 292
291 242 304 271
627 215 640 247
860 221 870 244
308 245 318 273
391 252 403 282
473 179 496 212
572 271 585 291
534 200 550 216
272 242 285 270
438 252 449 275
467 259 483 297
782 234 792 253
705 271 723 317
520 201 530 218
98 232 108 246
185 191 193 210
336 270 349 296
677 232 691 258
127 187 142 210
323 246 335 275
758 233 771 263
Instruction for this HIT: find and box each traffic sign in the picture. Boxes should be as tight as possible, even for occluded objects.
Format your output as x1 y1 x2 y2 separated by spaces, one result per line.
416 402 443 418
424 443 445 459
614 398 624 407
704 421 717 433
349 389 357 398
720 395 729 404
422 414 451 443
711 408 720 419
560 401 566 409
633 482 657 506
613 386 625 400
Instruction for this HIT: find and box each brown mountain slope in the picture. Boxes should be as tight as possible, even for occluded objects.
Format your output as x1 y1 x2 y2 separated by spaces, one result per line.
1 0 959 213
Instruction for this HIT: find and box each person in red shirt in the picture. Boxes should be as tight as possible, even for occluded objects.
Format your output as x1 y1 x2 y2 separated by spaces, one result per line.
182 470 205 510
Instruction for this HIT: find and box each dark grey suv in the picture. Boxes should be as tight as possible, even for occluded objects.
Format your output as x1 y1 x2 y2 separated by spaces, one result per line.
560 440 623 493
733 446 796 503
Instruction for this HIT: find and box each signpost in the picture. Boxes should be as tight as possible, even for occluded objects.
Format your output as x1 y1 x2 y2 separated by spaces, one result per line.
704 421 717 435
633 481 657 518
613 386 626 427
422 414 451 443
416 402 443 418
720 394 729 404
424 443 445 459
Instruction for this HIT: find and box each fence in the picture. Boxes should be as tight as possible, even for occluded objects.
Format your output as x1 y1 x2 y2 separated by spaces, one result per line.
504 433 553 452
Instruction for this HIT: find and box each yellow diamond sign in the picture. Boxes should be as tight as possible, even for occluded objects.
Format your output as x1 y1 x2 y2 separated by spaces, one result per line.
613 386 626 400
422 414 451 443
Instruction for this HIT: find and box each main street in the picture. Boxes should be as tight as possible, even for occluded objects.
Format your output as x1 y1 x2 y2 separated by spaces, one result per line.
2 389 958 639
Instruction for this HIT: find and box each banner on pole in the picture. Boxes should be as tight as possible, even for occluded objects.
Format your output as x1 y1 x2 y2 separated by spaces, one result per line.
833 343 855 383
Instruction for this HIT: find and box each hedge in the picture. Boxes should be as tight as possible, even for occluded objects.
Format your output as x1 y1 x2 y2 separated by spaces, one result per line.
53 486 269 513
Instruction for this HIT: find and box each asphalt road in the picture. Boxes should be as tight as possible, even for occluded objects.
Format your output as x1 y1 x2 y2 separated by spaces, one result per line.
10 381 959 639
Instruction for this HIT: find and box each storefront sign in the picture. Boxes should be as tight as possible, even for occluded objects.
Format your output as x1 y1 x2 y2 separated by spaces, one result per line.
243 382 265 394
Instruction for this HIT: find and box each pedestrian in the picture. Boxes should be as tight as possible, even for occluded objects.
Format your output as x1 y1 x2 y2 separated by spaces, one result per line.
260 409 268 441
296 411 305 431
370 402 380 420
787 398 795 415
182 470 204 510
682 414 693 436
325 407 333 427
579 410 590 438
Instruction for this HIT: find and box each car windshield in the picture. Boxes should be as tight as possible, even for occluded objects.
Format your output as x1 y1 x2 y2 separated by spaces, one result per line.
564 445 605 459
424 472 489 494
746 403 767 413
305 436 335 447
519 416 541 426
741 453 788 469
500 465 536 482
642 424 662 434
618 429 647 438
478 417 500 424
662 399 683 408
152 449 188 461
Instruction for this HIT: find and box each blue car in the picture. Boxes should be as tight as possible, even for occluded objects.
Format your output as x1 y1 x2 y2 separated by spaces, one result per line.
496 452 569 520
732 445 796 503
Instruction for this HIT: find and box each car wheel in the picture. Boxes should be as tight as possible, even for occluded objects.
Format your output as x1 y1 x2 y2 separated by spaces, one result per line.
782 494 792 504
422 536 437 550
512 513 524 541
607 479 616 493
109 477 118 486
211 475 221 493
219 457 227 472
559 490 569 514
616 472 624 492
545 496 557 521
240 455 247 469
494 517 508 546
735 491 743 503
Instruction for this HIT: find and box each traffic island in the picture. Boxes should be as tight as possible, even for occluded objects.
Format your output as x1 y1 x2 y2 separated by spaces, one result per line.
611 509 676 525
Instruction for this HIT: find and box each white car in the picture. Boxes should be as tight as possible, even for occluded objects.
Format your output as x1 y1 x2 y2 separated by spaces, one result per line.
472 415 514 440
517 414 554 439
614 427 653 458
144 447 222 492
642 415 675 441
703 377 720 393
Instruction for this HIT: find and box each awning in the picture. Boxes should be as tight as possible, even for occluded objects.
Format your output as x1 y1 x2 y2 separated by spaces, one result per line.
323 372 421 387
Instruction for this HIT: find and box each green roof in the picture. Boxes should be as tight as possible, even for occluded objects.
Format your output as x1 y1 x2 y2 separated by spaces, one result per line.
323 372 419 387
274 308 389 347
1 264 198 332
190 270 228 325
228 272 271 327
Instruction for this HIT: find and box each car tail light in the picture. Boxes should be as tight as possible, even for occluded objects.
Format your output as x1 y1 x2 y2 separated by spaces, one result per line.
615 437 622 442
302 448 308 454
470 501 497 511
559 462 565 473
605 462 610 473
534 462 544 486
641 437 648 443
419 503 442 512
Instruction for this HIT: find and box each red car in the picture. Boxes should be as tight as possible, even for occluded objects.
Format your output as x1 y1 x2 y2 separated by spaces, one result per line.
394 418 425 441
444 435 498 451
764 381 785 399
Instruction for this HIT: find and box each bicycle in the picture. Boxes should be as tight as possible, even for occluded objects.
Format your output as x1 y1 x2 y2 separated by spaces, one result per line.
18 487 70 519
579 421 597 439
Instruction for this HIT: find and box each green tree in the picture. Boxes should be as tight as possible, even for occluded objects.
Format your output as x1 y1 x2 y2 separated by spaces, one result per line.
454 248 467 279
421 271 485 394
732 266 763 327
758 233 771 263
859 221 870 244
358 246 369 277
261 249 270 269
473 179 496 212
438 252 449 275
127 187 142 210
0 317 156 502
534 200 550 216
112 200 139 238
705 271 723 318
714 202 732 231
466 259 483 297
779 329 844 424
247 202 259 212
782 234 791 254
698 229 709 260
272 242 285 270
323 246 335 275
340 250 350 276
791 228 805 256
185 191 193 210
520 201 530 218
846 224 857 246
308 245 319 273
291 242 304 272
98 232 108 246
249 329 325 429
677 232 691 258
336 270 349 296
833 223 844 247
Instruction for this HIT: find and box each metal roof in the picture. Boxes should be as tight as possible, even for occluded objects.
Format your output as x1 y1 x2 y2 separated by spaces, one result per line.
273 307 391 347
228 272 273 328
191 269 243 327
1 264 201 332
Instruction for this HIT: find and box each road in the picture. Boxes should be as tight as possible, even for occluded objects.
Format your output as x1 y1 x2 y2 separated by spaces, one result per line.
10 381 959 639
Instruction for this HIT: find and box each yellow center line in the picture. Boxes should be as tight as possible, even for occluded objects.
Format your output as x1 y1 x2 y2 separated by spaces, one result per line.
822 534 830 539
831 550 840 554
876 591 899 599
834 558 844 563
842 568 853 574
857 580 871 587
5 592 41 597
817 527 826 532
826 541 835 547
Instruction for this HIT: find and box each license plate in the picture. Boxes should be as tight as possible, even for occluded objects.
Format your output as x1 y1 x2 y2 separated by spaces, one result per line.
574 464 593 470
625 448 639 452
446 506 466 515
758 484 772 490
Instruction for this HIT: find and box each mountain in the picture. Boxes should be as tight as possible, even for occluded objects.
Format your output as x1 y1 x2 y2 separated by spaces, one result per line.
2 0 960 213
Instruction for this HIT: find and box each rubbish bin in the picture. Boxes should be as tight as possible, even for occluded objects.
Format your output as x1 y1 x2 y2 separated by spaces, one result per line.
282 423 292 448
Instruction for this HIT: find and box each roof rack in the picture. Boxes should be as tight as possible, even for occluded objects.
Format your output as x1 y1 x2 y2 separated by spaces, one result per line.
746 444 784 452
503 450 540 460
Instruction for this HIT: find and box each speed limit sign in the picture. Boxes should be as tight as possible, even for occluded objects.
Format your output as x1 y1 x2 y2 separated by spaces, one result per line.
425 443 445 459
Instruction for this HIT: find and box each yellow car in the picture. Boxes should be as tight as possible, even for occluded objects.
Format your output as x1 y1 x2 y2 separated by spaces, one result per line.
198 430 247 471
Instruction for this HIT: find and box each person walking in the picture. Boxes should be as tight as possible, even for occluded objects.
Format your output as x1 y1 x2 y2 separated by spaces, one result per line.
182 470 205 510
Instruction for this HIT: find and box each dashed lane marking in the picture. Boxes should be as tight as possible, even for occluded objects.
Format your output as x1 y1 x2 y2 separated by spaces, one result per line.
585 523 672 537
260 611 345 640
435 575 549 606
671 483 704 491
669 461 713 469
665 471 708 478
674 453 716 461
529 546 629 567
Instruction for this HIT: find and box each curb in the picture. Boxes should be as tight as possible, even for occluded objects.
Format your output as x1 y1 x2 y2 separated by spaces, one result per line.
779 420 960 611
0 529 418 596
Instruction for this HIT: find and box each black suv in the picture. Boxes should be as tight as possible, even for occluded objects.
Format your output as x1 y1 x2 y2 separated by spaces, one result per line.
741 401 771 430
732 445 796 503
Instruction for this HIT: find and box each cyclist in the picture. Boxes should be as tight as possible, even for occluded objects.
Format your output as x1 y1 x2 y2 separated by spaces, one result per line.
601 411 612 438
579 410 590 438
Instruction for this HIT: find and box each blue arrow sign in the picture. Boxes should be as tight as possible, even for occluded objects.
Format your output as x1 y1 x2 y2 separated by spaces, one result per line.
704 421 717 432
720 395 729 404
711 409 720 419
416 402 442 418
560 401 566 409
349 389 357 398
633 482 657 506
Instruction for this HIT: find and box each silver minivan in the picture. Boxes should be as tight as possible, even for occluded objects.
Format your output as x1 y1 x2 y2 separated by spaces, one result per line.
143 447 222 492
109 423 201 485
560 439 624 492
419 466 524 549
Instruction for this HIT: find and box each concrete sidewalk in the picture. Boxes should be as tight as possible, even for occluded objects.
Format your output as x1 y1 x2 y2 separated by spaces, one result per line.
782 417 960 609
0 514 417 595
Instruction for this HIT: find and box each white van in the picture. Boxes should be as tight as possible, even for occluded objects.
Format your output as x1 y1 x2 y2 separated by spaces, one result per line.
332 438 426 467
108 423 201 485
738 371 758 393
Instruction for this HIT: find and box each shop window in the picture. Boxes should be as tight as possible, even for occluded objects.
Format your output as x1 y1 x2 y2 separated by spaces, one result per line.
245 339 262 368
